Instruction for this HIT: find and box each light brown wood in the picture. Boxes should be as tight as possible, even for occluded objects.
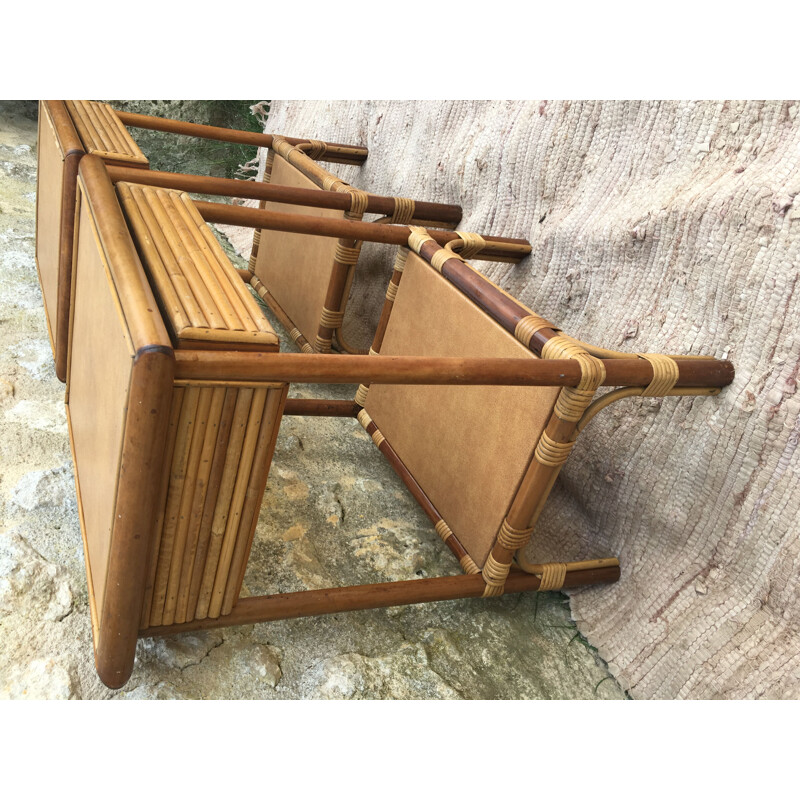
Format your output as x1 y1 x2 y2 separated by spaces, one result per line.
69 158 174 688
367 252 559 566
141 386 185 627
67 195 134 626
186 388 238 619
118 181 200 329
66 101 149 166
117 182 279 349
162 387 214 626
194 388 254 619
174 386 227 623
149 387 200 626
208 388 269 618
35 102 69 356
140 563 621 636
255 156 345 347
221 387 288 615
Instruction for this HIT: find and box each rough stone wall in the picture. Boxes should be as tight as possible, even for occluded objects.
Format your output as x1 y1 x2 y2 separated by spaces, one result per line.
226 100 800 699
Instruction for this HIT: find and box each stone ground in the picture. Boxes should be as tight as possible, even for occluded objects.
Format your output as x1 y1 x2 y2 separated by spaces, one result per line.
0 101 626 699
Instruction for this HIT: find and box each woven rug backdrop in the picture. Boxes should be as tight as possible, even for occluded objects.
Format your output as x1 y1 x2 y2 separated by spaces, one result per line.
221 100 800 699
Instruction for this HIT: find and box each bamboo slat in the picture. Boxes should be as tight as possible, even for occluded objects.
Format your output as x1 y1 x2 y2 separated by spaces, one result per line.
186 388 238 619
148 187 227 329
161 387 214 626
207 388 269 618
119 183 208 328
117 182 278 348
165 192 244 330
66 101 148 165
194 388 254 619
174 387 227 624
181 193 272 332
221 388 287 615
148 387 200 626
140 386 185 627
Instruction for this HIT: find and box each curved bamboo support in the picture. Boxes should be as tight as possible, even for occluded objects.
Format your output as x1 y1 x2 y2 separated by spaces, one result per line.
514 555 620 578
574 386 721 436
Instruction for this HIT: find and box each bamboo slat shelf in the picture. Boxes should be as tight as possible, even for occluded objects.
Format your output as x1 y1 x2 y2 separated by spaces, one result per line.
116 182 278 351
34 100 369 382
65 100 149 167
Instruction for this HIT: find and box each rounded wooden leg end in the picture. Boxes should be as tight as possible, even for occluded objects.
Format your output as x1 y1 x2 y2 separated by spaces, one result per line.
94 641 136 690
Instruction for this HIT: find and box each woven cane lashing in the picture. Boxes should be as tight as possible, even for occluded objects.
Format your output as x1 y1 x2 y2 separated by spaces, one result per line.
254 155 346 347
365 252 560 568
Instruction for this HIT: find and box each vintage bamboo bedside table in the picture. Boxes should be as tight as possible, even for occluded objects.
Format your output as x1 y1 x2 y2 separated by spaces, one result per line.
35 100 369 382
65 156 734 688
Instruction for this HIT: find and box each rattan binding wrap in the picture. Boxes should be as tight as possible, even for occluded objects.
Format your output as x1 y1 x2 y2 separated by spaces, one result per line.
514 314 556 347
320 307 345 329
542 335 607 423
538 562 567 592
390 197 416 224
481 335 605 597
392 248 409 274
357 408 385 448
639 353 680 396
434 519 453 542
299 139 327 160
408 226 435 254
385 281 399 303
497 519 535 551
334 243 360 265
445 230 487 259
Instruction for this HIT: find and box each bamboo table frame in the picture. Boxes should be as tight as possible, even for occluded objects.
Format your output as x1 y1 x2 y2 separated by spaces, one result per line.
35 100 370 382
243 136 516 356
64 156 734 688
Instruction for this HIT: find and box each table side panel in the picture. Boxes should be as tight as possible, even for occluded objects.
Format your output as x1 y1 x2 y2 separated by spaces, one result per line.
366 253 560 567
254 156 345 345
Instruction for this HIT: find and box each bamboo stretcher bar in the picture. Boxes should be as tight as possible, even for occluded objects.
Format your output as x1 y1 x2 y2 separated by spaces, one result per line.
140 561 620 636
173 351 735 388
113 110 368 165
283 398 360 417
194 201 532 262
106 165 463 224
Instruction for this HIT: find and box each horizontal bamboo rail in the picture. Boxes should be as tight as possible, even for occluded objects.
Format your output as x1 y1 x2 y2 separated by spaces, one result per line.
140 561 620 636
283 398 360 417
113 111 368 165
173 351 735 389
106 165 463 224
194 200 531 262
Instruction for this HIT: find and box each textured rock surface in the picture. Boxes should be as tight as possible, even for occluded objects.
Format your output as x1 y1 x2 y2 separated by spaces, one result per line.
0 102 624 700
222 100 800 699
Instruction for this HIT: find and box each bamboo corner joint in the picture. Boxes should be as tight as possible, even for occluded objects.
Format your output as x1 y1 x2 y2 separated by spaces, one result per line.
35 103 735 689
